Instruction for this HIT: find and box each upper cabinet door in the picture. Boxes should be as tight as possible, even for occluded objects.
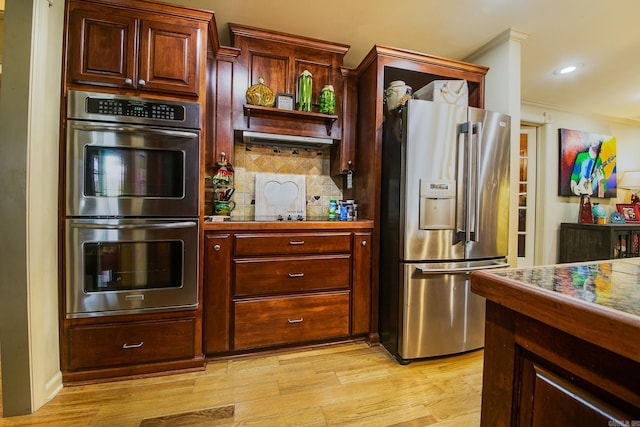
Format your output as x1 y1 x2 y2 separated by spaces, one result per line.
66 1 207 97
68 8 137 89
138 19 201 96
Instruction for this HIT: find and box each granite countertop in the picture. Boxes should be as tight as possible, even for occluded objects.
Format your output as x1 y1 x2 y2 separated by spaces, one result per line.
491 258 640 318
202 216 374 231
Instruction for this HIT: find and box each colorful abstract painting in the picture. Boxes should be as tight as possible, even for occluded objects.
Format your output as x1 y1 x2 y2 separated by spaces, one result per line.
559 128 617 198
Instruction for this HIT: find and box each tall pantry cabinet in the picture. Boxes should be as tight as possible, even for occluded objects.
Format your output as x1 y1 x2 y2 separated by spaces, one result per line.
60 0 214 384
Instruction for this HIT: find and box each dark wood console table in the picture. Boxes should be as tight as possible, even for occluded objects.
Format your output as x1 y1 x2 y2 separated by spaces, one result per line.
559 222 640 263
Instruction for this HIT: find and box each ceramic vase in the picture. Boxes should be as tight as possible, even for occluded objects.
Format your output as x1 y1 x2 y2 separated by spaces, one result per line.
384 80 412 113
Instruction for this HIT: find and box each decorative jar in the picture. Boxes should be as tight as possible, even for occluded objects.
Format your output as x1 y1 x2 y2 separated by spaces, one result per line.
592 203 607 224
384 80 412 113
319 85 336 114
245 76 275 107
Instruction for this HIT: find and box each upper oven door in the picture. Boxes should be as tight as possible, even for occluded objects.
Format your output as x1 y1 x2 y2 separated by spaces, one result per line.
66 120 200 217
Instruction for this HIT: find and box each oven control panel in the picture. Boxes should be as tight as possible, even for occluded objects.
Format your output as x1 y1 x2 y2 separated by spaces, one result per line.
86 97 186 121
68 90 201 129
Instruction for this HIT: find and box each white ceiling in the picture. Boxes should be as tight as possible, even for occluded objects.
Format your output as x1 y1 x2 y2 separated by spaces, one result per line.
175 0 640 124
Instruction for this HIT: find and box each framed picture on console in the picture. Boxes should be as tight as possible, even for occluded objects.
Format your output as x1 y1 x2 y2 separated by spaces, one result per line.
616 203 640 223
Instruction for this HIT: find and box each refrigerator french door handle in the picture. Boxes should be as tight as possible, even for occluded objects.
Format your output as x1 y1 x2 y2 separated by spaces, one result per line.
471 121 483 242
454 122 468 244
465 120 474 243
415 261 510 274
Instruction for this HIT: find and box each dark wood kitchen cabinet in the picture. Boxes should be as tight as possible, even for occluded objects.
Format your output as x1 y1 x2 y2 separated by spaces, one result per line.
66 0 211 97
67 317 196 371
559 222 640 263
203 233 232 354
229 24 348 138
232 231 352 350
62 311 204 384
215 24 355 174
59 0 215 384
203 222 373 355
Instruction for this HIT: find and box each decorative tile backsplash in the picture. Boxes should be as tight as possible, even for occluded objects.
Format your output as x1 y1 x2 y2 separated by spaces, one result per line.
230 142 344 219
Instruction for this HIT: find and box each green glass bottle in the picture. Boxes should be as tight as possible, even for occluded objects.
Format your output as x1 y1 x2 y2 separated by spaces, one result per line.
298 70 313 112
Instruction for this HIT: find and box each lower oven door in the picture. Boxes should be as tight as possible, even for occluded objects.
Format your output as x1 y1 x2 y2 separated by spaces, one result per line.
65 218 198 318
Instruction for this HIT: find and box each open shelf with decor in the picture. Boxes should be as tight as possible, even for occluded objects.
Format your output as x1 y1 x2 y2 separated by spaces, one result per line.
243 104 338 135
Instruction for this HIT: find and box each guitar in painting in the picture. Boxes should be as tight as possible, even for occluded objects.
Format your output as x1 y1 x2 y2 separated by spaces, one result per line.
571 154 616 196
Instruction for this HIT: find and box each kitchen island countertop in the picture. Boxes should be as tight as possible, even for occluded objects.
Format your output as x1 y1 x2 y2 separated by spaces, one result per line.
471 258 640 426
471 258 640 363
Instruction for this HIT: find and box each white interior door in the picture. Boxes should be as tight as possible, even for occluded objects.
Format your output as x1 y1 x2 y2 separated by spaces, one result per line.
517 126 537 267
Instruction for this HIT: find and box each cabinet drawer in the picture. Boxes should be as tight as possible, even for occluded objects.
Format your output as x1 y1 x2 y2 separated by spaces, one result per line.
67 318 195 370
234 255 350 296
234 232 351 256
234 292 350 350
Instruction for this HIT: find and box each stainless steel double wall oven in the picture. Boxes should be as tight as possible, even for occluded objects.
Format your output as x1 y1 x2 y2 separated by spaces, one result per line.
65 90 201 318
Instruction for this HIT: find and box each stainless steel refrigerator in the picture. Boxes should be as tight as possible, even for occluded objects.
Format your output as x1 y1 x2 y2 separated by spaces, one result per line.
379 98 511 363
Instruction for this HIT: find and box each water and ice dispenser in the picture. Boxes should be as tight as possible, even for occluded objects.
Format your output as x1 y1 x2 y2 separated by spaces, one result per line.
419 179 456 230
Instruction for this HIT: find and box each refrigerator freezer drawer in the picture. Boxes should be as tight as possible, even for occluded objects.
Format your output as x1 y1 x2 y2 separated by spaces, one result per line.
398 263 487 360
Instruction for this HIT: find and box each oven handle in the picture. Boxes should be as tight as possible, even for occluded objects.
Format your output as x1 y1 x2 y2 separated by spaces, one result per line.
70 221 197 230
71 124 198 138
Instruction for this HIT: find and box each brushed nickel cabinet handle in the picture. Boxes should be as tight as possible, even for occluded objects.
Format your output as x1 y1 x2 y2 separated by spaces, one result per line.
361 240 367 247
214 244 221 251
289 241 305 245
287 318 304 324
122 342 144 349
124 78 133 85
138 79 146 86
288 273 304 278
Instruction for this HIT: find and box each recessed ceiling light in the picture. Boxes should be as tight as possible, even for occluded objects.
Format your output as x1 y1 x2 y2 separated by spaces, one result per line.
553 65 579 75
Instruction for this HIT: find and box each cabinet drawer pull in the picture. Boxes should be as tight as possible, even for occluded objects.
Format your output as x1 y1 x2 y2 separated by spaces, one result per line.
122 342 144 349
287 317 304 324
289 241 305 245
288 272 305 278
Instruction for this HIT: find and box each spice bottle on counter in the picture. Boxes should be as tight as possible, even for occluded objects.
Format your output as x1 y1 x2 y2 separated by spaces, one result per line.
329 199 337 220
339 201 349 221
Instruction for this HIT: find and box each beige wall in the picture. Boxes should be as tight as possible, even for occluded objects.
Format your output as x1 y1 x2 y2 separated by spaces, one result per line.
521 104 640 265
466 29 527 268
1 9 4 66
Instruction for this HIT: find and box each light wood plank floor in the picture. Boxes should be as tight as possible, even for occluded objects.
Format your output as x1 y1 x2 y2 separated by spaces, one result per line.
0 342 484 426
